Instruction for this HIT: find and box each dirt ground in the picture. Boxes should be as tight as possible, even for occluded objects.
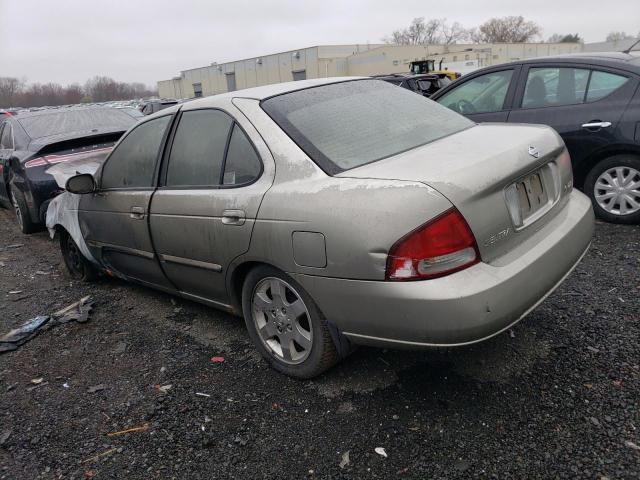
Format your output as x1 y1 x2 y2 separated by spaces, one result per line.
0 207 639 479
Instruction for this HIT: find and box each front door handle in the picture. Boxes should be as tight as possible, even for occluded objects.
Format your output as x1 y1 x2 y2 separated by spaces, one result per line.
581 121 612 130
222 209 246 226
130 206 145 219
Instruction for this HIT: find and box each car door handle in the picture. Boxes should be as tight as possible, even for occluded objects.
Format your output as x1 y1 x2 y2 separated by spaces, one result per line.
221 209 246 226
130 206 146 219
581 121 612 129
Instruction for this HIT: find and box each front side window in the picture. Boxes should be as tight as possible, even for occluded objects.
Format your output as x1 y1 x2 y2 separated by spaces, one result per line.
101 115 171 189
586 71 628 102
522 67 589 108
166 110 232 187
262 79 472 173
437 70 514 115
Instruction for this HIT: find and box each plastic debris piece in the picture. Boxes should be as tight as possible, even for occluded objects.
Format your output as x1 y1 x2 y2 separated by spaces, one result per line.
339 451 350 469
31 377 44 384
210 356 225 363
0 296 94 354
156 384 172 394
107 423 149 437
87 384 106 394
195 392 211 398
375 447 387 458
63 383 70 388
8 290 23 294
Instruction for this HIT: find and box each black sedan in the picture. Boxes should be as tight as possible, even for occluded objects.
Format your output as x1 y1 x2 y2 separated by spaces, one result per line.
0 108 136 233
431 52 640 224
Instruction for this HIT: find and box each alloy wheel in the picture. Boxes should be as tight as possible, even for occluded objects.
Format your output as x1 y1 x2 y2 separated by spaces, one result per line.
594 166 640 216
251 277 313 365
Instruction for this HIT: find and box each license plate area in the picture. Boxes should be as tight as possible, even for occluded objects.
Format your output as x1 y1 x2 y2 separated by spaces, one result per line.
505 164 559 230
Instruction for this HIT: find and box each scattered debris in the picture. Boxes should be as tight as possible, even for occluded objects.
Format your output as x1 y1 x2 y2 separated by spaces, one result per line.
8 290 23 295
87 384 106 394
587 346 600 354
624 440 640 452
0 429 11 446
26 381 49 392
0 296 94 353
210 356 225 363
195 392 211 398
84 470 97 479
509 329 516 338
82 448 117 464
612 379 623 388
375 447 387 458
155 384 172 394
107 423 149 437
339 451 350 469
5 244 24 249
31 377 44 384
34 270 50 275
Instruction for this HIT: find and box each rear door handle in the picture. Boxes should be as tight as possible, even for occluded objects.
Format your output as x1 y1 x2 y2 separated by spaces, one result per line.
222 209 246 226
130 206 145 219
581 121 612 130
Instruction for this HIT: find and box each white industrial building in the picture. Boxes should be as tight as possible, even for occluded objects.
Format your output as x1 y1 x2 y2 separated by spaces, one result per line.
158 42 583 99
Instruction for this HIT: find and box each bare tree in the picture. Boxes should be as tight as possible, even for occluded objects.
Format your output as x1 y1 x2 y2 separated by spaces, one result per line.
0 77 25 107
475 16 541 43
440 21 468 44
606 31 634 42
384 17 443 45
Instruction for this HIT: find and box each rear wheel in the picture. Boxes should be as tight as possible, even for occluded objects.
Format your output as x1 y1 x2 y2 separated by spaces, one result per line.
10 188 39 234
242 266 339 379
584 154 640 224
60 229 98 281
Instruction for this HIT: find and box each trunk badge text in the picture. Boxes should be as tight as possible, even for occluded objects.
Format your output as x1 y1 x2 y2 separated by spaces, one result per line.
484 227 511 247
528 145 540 158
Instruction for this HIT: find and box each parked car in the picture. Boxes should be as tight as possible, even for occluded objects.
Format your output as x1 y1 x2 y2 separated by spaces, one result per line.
431 52 640 224
139 99 178 115
0 107 136 233
49 78 593 378
115 106 145 119
375 73 452 97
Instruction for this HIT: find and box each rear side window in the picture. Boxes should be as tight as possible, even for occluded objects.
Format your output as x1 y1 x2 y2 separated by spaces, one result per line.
0 123 13 150
586 71 628 102
166 110 232 187
262 79 472 173
101 115 171 189
222 124 262 185
523 67 590 108
437 70 513 114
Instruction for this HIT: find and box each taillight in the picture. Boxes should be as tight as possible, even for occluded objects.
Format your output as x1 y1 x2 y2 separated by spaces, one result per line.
386 209 479 281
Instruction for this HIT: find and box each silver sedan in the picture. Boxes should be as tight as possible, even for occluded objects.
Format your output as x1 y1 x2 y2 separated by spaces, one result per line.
48 78 594 378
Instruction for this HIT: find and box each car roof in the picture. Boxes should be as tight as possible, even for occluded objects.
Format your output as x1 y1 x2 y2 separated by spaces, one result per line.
496 52 640 73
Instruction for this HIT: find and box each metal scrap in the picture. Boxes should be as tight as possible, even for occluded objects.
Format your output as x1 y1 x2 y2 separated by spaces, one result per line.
0 296 94 353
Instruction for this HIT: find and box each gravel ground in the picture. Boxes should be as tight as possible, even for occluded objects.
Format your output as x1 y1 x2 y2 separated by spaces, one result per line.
0 207 639 479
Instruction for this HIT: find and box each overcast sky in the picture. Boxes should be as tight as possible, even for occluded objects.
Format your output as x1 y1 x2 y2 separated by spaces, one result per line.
1 0 638 87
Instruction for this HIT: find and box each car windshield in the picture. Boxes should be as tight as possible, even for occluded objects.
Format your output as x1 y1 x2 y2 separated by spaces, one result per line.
261 79 473 173
17 108 136 140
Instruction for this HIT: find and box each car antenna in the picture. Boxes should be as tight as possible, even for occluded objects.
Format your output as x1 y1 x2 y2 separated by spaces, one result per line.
622 38 640 54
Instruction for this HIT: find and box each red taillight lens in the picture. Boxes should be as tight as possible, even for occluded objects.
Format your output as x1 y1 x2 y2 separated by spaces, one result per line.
386 209 479 281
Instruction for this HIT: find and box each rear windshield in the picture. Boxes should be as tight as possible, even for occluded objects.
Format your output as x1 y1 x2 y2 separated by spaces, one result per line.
261 79 473 173
17 108 136 140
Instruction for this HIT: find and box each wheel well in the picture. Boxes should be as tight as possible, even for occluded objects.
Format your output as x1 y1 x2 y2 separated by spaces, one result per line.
575 147 640 190
229 261 270 314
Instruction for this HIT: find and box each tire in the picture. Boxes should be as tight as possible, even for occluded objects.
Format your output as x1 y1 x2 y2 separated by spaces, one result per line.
59 229 99 282
584 154 640 224
242 265 340 379
10 188 39 234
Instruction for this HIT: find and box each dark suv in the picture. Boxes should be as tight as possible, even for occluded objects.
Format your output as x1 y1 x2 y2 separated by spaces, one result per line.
431 52 640 223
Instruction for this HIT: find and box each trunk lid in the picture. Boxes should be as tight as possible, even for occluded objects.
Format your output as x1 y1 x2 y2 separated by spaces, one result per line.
337 123 573 263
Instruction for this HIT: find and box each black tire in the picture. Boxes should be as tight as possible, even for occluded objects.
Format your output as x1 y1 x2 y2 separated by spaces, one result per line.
9 188 39 234
584 154 640 224
59 229 99 282
241 265 340 379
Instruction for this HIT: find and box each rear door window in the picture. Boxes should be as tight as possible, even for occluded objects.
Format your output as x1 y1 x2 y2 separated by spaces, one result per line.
436 70 514 114
165 109 233 187
101 115 171 189
522 67 590 108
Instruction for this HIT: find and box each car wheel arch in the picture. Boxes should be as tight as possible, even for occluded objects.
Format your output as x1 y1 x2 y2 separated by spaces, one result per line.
576 145 640 189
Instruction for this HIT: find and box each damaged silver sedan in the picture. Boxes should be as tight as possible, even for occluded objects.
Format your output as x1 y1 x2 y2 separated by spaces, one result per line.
47 78 594 378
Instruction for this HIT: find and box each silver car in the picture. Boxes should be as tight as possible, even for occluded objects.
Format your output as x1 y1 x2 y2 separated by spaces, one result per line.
48 78 594 378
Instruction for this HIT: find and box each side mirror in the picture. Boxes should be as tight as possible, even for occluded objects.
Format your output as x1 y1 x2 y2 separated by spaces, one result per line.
65 173 96 194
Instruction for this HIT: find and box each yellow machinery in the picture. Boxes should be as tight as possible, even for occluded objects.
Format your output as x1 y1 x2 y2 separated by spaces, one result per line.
409 60 461 81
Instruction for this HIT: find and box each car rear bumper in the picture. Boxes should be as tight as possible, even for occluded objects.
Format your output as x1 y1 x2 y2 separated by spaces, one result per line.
291 190 594 348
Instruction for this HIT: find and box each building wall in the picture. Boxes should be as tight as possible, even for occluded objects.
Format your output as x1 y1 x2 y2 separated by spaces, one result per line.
157 42 583 99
